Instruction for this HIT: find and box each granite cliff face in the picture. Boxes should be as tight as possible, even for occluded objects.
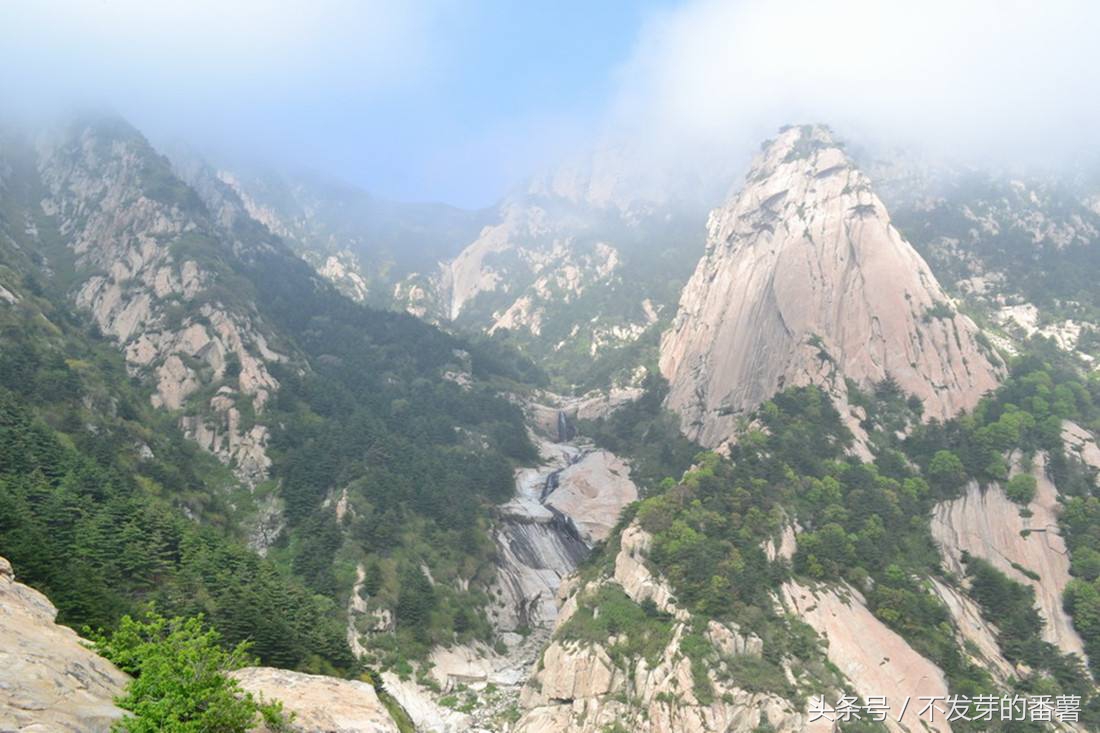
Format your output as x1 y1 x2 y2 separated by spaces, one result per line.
231 667 399 733
932 453 1088 662
0 554 405 733
870 156 1100 368
205 166 485 308
660 125 1001 448
391 157 705 386
33 122 285 492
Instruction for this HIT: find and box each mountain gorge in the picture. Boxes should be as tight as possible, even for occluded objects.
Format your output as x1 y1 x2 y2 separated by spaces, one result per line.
212 151 709 391
3 114 1100 733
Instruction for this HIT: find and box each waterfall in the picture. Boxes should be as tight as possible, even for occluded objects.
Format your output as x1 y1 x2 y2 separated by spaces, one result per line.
556 410 575 443
487 439 590 634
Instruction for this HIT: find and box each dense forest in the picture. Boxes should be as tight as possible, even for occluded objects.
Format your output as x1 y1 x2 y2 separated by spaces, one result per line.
0 268 354 672
0 119 548 681
580 346 1100 730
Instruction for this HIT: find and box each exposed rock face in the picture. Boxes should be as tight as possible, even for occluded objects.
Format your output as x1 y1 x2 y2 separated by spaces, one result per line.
544 449 638 544
516 525 819 733
342 396 642 732
1064 420 1100 472
486 411 642 635
928 578 1016 683
379 672 471 733
34 122 284 488
206 165 485 308
0 556 128 732
231 667 399 733
660 125 1000 447
783 581 952 732
386 159 705 385
487 438 592 634
931 454 1088 661
524 388 643 441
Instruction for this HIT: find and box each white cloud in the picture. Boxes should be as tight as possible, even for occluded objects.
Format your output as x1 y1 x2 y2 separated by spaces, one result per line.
0 0 440 122
607 0 1100 174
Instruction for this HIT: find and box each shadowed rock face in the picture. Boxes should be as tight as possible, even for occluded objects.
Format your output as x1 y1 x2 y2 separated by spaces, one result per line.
0 557 128 732
783 581 953 733
660 125 1000 448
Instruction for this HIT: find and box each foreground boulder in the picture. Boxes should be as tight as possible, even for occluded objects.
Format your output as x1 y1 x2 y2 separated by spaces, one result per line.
231 667 400 733
0 556 128 732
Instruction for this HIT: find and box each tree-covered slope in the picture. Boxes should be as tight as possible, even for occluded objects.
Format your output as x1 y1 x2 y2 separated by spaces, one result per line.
0 115 545 677
562 349 1100 730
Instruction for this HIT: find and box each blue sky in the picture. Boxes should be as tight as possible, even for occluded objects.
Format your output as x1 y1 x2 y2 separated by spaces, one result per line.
279 1 678 206
3 1 1098 208
1 0 675 207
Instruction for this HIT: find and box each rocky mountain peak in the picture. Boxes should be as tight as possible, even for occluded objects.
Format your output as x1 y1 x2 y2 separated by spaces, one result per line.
659 124 1002 448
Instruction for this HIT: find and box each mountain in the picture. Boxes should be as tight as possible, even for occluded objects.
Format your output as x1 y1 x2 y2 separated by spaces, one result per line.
6 113 1100 732
660 124 1002 449
162 147 490 307
201 148 711 392
0 555 127 732
516 128 1100 731
0 115 558 685
868 155 1100 367
389 155 710 390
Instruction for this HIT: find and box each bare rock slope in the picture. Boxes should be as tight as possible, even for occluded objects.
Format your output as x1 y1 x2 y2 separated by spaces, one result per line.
0 556 128 732
660 125 1000 447
231 667 399 733
931 453 1088 661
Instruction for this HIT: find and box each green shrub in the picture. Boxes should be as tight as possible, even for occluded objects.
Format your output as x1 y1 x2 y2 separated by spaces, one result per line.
91 610 289 733
1004 473 1037 505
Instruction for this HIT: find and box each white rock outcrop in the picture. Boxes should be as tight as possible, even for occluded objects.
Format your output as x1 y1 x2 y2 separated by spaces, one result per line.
232 667 399 733
931 454 1087 661
928 578 1016 683
0 556 128 732
516 524 814 733
783 581 952 732
487 445 590 634
36 125 285 488
1063 420 1100 472
544 449 638 544
660 125 1000 447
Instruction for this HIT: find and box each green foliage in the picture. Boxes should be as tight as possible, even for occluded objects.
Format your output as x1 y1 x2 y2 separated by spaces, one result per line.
243 252 537 658
782 125 831 162
395 565 436 639
893 173 1100 320
591 351 1100 720
579 373 700 491
91 611 288 733
0 253 353 672
451 203 702 391
557 586 675 668
928 450 966 493
966 558 1090 695
1004 473 1037 505
922 301 955 321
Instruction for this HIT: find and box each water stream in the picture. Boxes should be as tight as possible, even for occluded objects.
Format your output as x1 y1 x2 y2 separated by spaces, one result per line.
487 412 591 635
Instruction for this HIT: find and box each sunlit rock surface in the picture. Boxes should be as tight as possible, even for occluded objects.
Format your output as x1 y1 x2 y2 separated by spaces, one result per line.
660 125 1000 448
0 556 128 733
